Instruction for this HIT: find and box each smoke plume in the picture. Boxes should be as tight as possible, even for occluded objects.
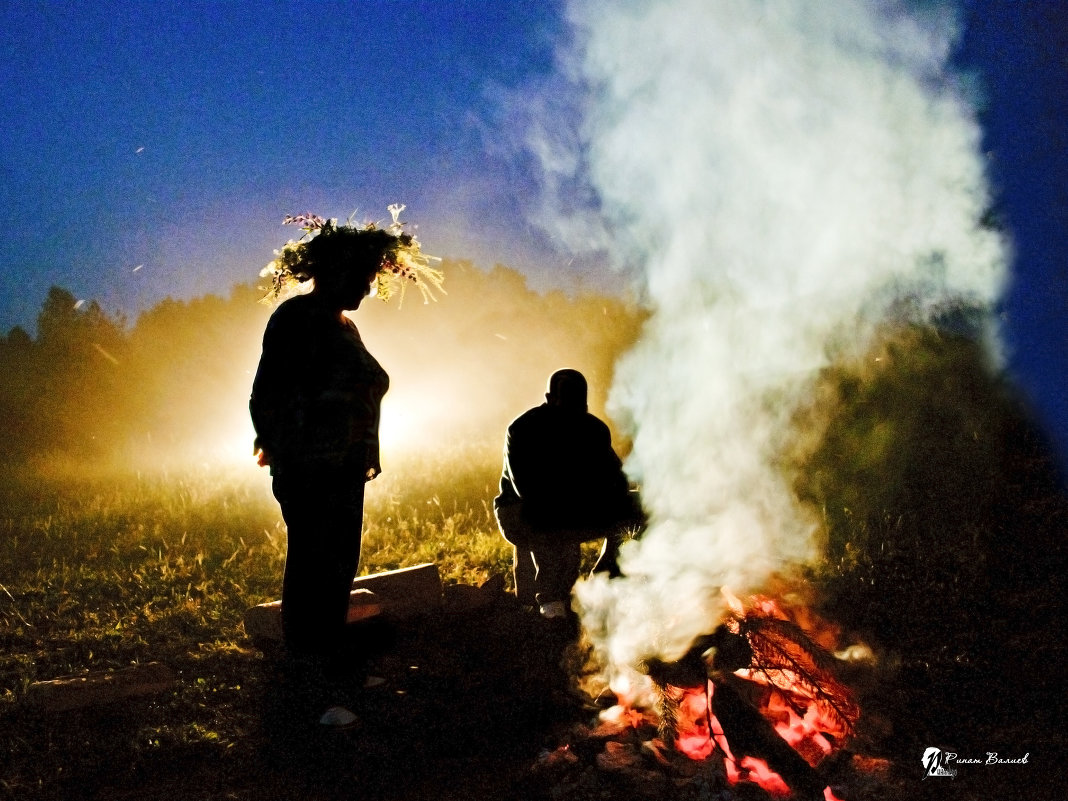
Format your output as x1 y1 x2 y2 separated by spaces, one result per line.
518 0 1007 695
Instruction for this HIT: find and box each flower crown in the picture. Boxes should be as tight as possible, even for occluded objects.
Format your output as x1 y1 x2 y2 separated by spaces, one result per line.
260 204 444 305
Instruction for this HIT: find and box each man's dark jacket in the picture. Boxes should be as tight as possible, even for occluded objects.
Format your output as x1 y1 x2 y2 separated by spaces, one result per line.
495 403 630 531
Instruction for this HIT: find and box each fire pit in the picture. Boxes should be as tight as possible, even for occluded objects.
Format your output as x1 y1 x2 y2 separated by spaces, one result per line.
533 591 891 801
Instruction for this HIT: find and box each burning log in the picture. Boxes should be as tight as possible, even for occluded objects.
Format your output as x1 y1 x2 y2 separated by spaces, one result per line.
641 603 859 800
712 678 828 801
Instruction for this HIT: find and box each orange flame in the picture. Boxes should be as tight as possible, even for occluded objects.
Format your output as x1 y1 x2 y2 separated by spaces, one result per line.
654 592 856 798
674 683 805 797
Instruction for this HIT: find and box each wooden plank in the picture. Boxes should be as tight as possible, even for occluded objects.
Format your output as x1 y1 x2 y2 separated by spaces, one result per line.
243 588 382 642
350 563 442 618
26 662 176 712
243 563 443 643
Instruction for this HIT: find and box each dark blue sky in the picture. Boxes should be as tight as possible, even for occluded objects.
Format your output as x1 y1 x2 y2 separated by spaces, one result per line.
956 0 1067 467
0 2 564 326
1 1 1064 464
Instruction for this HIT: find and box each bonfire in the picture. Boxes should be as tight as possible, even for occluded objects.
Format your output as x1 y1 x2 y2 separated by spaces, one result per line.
537 589 877 801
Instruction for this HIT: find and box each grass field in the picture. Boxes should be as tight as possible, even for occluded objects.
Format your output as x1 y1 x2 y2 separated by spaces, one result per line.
0 447 512 683
3 429 1067 801
0 446 534 799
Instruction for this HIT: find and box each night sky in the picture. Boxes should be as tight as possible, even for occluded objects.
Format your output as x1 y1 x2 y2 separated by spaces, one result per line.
1 1 1065 465
955 1 1067 467
0 2 564 324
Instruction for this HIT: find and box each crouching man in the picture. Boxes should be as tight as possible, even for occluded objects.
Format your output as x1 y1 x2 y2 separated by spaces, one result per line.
494 369 642 619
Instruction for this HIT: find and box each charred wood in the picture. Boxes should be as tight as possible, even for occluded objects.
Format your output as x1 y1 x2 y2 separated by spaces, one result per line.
712 679 828 801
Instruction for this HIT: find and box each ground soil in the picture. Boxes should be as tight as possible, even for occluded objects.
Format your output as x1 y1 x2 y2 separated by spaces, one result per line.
3 585 591 801
4 580 1065 801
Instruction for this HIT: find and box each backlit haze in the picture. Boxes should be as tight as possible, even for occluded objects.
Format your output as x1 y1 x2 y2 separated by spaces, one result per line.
1 0 1064 655
1 1 1063 463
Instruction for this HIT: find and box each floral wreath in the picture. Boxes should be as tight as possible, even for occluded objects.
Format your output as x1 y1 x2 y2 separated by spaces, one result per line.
260 204 444 305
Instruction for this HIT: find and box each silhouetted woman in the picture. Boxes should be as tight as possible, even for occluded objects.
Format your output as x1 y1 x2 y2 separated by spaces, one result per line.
249 209 441 726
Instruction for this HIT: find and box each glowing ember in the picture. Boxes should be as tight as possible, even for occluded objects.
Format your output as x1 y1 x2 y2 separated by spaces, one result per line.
598 703 650 731
671 685 715 760
600 592 860 799
736 756 792 796
764 691 836 765
671 681 839 797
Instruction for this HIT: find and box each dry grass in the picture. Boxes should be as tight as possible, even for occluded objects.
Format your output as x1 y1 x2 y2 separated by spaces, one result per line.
0 449 532 799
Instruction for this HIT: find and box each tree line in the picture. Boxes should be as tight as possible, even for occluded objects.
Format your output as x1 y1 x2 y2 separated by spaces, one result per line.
0 263 647 469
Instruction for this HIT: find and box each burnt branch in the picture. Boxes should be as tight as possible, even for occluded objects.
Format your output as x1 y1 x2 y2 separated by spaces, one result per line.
739 612 860 738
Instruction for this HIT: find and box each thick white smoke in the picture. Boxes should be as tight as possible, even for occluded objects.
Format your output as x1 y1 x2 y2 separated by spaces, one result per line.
519 0 1007 697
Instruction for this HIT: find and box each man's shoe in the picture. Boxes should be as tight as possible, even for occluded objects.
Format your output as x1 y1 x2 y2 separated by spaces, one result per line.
538 601 568 619
319 705 358 729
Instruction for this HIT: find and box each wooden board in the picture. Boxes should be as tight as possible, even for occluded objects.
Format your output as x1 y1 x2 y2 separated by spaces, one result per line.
351 562 442 618
243 563 444 642
26 662 176 712
243 588 383 642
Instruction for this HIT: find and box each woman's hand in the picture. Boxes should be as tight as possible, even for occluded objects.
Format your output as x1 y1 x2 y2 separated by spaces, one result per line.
255 447 271 468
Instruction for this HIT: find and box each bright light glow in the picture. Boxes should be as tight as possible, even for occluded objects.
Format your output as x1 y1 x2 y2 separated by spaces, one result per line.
378 389 439 456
